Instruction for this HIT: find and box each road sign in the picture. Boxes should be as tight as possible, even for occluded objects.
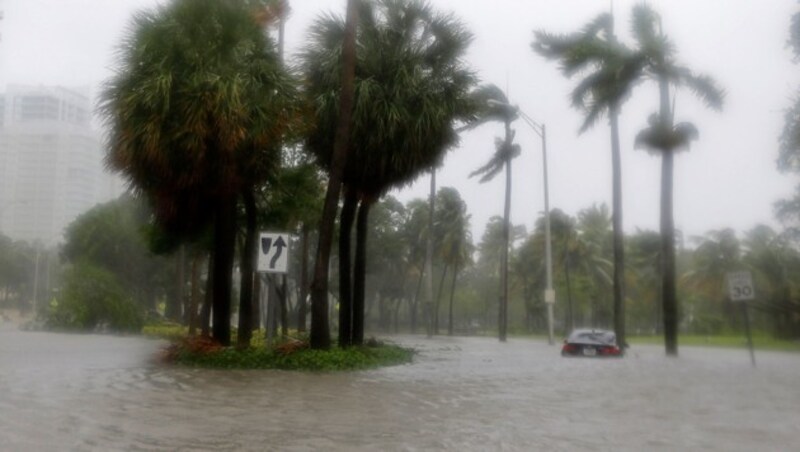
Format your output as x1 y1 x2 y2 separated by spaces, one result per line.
727 271 755 302
544 289 556 304
258 232 290 274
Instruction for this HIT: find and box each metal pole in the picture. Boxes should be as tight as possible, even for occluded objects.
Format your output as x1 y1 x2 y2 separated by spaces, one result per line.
742 302 756 368
32 244 40 317
542 124 555 346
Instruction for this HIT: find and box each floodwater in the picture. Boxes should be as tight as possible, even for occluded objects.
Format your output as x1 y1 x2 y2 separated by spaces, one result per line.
1 321 799 451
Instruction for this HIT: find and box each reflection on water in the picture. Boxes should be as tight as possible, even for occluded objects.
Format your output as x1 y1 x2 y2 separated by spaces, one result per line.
1 321 799 451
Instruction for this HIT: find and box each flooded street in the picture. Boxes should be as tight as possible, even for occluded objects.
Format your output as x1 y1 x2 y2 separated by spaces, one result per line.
1 321 799 451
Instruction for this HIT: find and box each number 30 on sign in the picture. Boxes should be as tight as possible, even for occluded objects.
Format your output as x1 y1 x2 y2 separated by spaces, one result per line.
727 271 755 302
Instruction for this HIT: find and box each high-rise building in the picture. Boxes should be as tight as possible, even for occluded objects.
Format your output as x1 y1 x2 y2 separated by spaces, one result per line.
0 84 121 245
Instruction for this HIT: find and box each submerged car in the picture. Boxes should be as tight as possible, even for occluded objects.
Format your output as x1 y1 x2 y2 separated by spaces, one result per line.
561 329 623 357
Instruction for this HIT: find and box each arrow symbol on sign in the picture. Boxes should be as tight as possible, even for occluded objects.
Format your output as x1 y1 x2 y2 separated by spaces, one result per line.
261 237 272 255
270 236 287 269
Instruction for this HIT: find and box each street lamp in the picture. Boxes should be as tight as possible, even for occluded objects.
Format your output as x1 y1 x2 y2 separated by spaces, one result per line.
518 110 556 346
487 100 556 345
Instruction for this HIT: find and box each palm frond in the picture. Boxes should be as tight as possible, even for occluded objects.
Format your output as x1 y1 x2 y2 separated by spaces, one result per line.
634 113 699 154
676 69 725 111
791 9 800 60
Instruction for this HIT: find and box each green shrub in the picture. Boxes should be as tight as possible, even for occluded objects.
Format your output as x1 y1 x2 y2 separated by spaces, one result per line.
169 338 415 371
142 322 187 341
47 261 144 333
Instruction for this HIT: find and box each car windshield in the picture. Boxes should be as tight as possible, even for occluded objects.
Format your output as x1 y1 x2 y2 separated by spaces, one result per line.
568 330 616 344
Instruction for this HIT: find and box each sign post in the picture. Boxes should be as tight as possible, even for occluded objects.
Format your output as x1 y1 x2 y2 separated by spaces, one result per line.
727 271 756 368
258 232 290 345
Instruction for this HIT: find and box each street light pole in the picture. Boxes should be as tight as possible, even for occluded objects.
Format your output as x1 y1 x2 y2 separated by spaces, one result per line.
540 124 555 346
518 112 556 346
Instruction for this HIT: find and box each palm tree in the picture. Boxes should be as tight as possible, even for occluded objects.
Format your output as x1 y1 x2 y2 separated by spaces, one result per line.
305 0 359 350
777 9 800 241
400 198 431 332
433 187 472 335
302 0 476 346
684 229 742 329
534 11 645 349
575 205 614 328
235 0 295 347
630 4 724 355
512 228 546 333
469 84 521 342
476 215 526 334
743 225 800 338
102 0 295 346
627 229 663 333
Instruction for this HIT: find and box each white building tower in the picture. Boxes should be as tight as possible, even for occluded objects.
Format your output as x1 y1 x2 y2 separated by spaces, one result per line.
0 85 112 244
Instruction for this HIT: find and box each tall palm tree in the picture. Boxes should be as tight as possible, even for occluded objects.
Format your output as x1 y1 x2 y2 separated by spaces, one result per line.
433 187 472 335
102 0 295 346
630 4 724 355
302 0 476 346
469 84 521 342
305 0 359 350
399 198 430 332
534 11 645 349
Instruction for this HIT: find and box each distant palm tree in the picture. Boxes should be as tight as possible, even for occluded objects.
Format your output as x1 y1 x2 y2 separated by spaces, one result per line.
575 205 614 328
627 229 663 333
469 84 521 342
684 229 742 330
742 225 800 338
433 187 472 335
630 4 724 355
534 12 645 349
102 0 295 346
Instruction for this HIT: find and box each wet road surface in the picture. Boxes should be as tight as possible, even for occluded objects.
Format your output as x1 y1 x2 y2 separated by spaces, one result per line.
1 321 799 451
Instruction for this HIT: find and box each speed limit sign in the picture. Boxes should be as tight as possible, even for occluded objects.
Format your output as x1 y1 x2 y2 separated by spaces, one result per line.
727 271 755 302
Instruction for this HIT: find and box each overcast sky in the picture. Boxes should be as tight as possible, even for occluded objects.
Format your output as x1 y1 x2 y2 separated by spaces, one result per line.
2 0 798 244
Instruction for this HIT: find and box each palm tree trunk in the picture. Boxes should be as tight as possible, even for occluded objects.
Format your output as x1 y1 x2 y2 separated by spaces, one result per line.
167 245 185 322
297 224 310 332
280 274 289 338
353 196 374 345
435 264 448 335
212 196 237 346
188 252 201 336
499 120 512 342
425 169 436 338
309 0 359 350
237 188 257 347
253 272 261 332
411 258 425 334
564 241 574 332
609 103 626 349
201 253 213 337
659 77 678 356
448 261 459 336
338 189 358 347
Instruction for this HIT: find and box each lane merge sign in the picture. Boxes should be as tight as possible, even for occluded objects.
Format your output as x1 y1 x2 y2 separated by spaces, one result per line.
258 232 290 274
727 271 755 302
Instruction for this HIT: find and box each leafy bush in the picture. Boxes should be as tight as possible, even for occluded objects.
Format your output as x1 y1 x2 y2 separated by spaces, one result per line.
47 261 144 333
164 336 415 371
142 322 187 341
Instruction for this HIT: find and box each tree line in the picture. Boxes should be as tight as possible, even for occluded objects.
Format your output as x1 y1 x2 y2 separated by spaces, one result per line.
4 0 798 355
